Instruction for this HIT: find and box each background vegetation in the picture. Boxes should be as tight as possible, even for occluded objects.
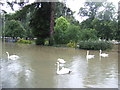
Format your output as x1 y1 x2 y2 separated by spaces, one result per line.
1 1 119 50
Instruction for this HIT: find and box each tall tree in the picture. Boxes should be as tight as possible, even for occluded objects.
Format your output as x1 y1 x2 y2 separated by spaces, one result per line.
55 2 74 18
49 2 55 45
79 1 118 40
97 2 117 21
29 2 51 45
79 1 103 20
54 16 69 44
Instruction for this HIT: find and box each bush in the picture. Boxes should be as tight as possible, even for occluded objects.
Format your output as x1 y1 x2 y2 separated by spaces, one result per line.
17 39 34 44
44 40 49 46
67 41 76 48
35 38 44 45
78 40 113 50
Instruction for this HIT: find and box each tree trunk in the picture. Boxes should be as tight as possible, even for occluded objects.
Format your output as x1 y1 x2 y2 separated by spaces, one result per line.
49 2 55 45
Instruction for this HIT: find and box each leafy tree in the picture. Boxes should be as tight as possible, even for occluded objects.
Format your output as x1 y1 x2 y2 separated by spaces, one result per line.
79 1 103 20
65 24 80 43
108 20 118 40
78 2 103 29
5 20 25 39
80 18 93 29
54 16 69 44
79 28 98 41
97 2 116 21
4 1 76 44
30 2 51 45
92 18 116 40
55 2 74 18
79 1 118 40
54 16 69 31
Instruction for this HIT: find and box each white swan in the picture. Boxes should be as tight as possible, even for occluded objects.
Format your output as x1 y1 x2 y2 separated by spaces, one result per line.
86 50 95 60
57 58 66 64
56 62 71 75
6 52 19 60
99 50 108 57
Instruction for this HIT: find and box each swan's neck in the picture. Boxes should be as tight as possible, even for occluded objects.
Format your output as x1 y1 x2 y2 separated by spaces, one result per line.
57 63 60 72
87 51 89 56
100 50 102 55
6 52 9 59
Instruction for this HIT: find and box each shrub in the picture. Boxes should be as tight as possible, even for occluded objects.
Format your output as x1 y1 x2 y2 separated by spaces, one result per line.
67 41 76 48
17 39 34 44
35 38 44 45
78 40 113 50
44 40 49 45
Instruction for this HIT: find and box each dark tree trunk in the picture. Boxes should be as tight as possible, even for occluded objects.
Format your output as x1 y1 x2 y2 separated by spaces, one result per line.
49 2 55 45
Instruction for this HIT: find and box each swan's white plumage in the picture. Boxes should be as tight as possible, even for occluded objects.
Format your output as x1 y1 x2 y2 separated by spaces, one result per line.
61 67 71 72
56 62 71 75
57 58 66 64
86 51 95 59
100 50 108 57
6 52 19 60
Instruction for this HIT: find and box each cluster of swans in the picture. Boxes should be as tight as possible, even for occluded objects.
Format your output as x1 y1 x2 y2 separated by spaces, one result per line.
86 49 109 60
56 58 71 75
6 52 20 60
5 50 108 75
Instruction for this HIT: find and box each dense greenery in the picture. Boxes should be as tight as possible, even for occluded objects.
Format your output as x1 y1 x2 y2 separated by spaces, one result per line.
79 28 98 41
67 41 76 48
79 1 118 40
65 24 80 43
17 39 34 44
54 16 69 44
2 1 119 50
78 40 113 50
5 20 25 38
29 2 51 45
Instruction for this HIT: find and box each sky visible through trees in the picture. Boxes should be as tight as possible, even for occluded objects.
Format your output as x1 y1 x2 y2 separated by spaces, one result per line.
1 0 119 22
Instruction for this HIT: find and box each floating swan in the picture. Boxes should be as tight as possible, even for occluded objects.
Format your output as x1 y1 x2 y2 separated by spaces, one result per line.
57 58 66 64
56 62 71 75
6 52 19 60
86 50 95 60
99 50 108 57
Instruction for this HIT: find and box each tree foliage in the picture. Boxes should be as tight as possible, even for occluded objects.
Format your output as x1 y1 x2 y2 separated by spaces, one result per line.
5 20 25 38
54 16 69 44
55 2 74 18
54 16 69 31
79 28 98 41
29 2 51 45
79 1 118 40
65 25 80 43
79 2 103 19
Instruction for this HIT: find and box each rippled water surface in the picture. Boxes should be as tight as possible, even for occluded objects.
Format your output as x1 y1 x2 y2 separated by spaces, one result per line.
1 41 118 88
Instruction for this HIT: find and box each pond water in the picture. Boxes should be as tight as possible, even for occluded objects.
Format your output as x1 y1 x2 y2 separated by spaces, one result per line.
0 41 118 88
